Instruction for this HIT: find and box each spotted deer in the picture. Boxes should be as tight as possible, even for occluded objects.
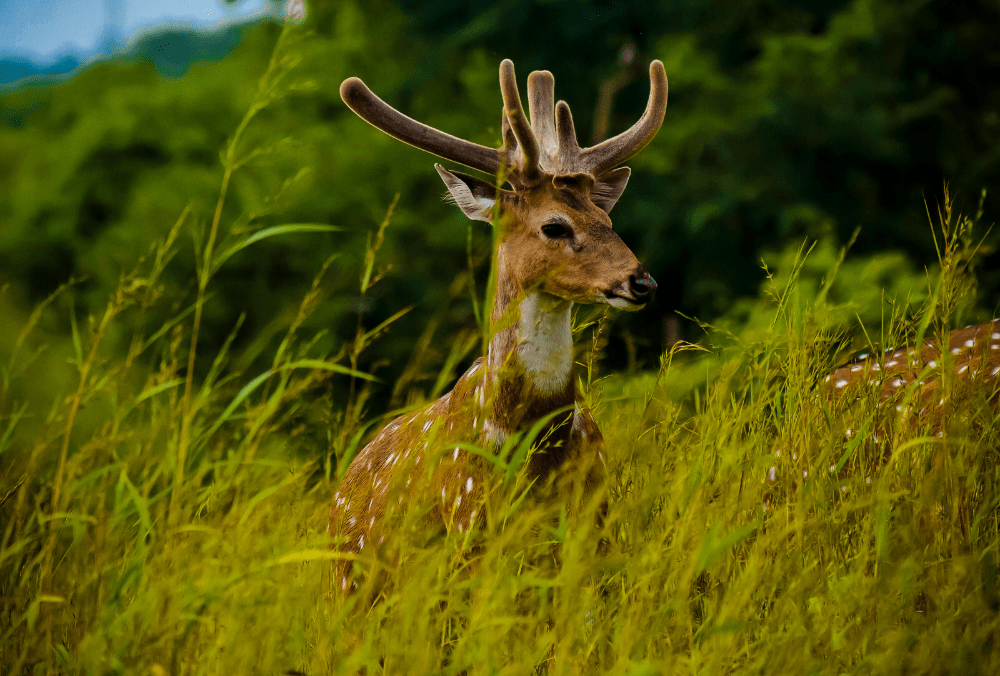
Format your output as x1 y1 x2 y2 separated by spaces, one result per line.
825 320 1000 435
761 320 1000 492
328 59 667 590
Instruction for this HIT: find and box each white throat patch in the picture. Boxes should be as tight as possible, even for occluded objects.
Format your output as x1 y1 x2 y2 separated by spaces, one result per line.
515 292 573 393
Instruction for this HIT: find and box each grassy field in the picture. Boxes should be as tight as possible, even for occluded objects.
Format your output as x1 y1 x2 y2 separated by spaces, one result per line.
3 31 999 676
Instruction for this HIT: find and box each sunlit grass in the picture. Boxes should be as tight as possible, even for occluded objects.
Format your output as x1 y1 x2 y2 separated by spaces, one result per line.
2 24 998 676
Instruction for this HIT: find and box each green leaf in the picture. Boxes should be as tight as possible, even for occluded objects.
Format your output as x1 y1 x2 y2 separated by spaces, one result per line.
134 379 185 407
279 359 380 382
202 370 274 444
0 401 28 458
695 521 759 573
237 485 283 528
140 296 206 355
360 306 413 345
201 360 378 448
119 468 153 543
212 224 343 272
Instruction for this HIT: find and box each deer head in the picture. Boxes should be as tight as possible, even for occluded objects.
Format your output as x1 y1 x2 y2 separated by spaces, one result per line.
339 59 667 310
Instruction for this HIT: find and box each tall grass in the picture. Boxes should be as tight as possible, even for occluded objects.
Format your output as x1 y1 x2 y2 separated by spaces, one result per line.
2 26 998 675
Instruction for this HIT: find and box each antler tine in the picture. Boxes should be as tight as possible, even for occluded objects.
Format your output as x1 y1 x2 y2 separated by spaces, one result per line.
527 70 557 158
554 100 581 169
340 77 502 176
579 60 668 175
498 60 540 176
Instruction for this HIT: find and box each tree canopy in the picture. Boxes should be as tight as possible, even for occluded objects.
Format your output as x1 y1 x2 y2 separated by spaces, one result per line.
1 0 998 395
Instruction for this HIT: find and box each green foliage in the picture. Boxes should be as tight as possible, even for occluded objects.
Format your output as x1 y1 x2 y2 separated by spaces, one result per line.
1 18 999 672
2 0 999 411
2 184 998 672
0 2 1000 675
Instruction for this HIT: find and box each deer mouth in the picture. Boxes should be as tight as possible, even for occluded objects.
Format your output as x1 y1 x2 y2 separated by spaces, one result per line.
604 290 646 310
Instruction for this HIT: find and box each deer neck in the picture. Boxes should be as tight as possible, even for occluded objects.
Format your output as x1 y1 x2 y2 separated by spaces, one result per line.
483 246 576 454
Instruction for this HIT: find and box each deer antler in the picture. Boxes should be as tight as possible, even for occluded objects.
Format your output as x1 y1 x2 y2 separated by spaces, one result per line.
340 59 668 185
499 59 541 182
525 60 667 177
580 60 668 175
340 77 502 176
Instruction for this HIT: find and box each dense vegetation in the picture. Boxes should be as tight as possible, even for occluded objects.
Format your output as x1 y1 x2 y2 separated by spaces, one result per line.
1 0 999 672
2 0 999 391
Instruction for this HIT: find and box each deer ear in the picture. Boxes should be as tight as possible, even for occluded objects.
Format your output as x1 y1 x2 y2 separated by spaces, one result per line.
435 164 498 223
591 167 631 214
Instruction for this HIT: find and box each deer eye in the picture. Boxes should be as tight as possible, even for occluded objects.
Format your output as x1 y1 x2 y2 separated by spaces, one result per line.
541 222 572 239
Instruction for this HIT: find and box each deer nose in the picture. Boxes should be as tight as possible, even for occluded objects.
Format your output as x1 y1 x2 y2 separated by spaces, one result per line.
629 268 657 301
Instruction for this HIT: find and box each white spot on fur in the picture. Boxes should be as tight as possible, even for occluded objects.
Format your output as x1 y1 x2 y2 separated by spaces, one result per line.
951 347 961 355
453 447 460 460
835 379 848 388
958 364 968 374
455 495 462 508
928 360 937 368
466 477 473 493
851 365 863 372
484 420 507 446
965 339 975 348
